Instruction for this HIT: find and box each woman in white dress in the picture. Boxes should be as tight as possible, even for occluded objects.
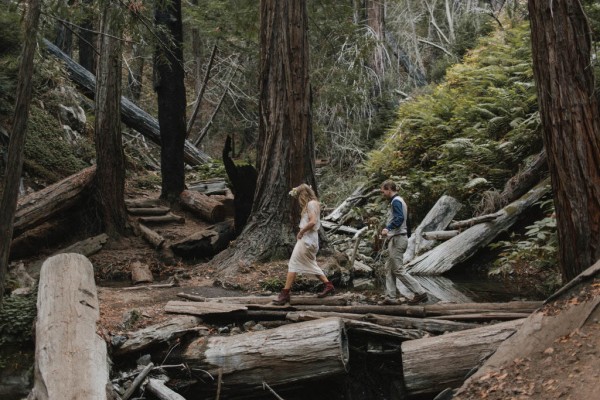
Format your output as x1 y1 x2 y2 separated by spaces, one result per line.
272 184 335 305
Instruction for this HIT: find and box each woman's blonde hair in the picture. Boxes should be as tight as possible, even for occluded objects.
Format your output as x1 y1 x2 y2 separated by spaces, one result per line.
290 183 318 213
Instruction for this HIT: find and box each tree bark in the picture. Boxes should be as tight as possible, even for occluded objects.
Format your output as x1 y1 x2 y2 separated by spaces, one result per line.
29 254 109 399
0 0 41 304
154 0 187 201
528 0 600 281
213 0 315 270
366 0 386 80
170 221 235 258
95 3 127 237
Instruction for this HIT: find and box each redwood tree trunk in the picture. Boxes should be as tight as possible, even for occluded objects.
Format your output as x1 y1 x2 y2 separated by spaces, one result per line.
0 0 41 304
94 3 127 237
214 0 315 271
78 0 96 74
528 0 600 281
367 0 385 80
154 0 187 201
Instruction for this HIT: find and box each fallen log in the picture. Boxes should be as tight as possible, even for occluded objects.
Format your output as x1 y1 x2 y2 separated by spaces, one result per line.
113 316 205 356
165 300 248 315
428 312 533 321
177 318 349 392
176 293 349 306
122 363 154 400
321 220 361 235
170 221 234 258
448 211 503 230
404 195 462 263
43 39 211 166
13 165 96 237
188 180 228 194
286 310 478 334
401 319 524 396
127 206 170 216
406 180 550 275
29 233 109 276
137 223 165 249
421 230 459 240
343 319 423 340
138 213 185 224
10 215 78 259
29 253 109 400
166 299 539 320
324 184 372 222
179 190 225 223
403 275 473 303
125 198 161 208
131 261 153 285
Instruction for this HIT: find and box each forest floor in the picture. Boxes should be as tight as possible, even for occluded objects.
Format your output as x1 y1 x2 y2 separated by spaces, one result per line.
15 186 600 400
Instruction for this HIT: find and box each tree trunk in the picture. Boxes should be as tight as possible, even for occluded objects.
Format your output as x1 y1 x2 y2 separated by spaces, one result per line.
528 0 600 281
177 318 349 392
29 254 109 399
154 0 187 201
127 41 145 102
366 0 385 80
401 319 523 396
170 221 235 258
78 0 96 74
213 0 314 271
0 0 41 304
95 3 127 237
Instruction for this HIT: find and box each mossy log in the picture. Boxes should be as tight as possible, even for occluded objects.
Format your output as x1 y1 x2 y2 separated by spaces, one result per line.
170 221 234 258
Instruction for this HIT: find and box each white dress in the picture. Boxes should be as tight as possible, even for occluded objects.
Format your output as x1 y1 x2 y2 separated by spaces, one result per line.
288 200 325 275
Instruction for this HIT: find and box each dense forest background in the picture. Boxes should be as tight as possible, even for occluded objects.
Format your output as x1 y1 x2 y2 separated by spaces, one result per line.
0 0 599 281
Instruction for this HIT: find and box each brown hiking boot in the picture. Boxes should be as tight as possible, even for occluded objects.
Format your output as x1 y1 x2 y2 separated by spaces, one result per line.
408 292 428 305
272 289 290 306
317 282 335 298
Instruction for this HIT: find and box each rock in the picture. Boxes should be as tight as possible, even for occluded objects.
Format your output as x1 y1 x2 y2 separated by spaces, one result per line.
352 278 376 290
243 321 256 331
352 260 373 278
218 326 230 334
58 104 87 131
137 354 152 366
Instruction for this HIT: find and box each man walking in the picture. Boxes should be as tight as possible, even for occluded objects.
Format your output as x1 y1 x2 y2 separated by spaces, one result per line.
379 180 428 305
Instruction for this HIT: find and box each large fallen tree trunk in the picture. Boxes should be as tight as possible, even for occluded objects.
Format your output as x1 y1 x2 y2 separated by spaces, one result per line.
43 39 210 166
401 318 524 397
29 253 110 400
406 179 551 275
176 317 349 392
13 165 96 237
324 184 375 223
404 195 462 263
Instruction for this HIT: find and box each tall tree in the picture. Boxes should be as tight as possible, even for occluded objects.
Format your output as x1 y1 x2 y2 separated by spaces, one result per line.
214 0 315 273
0 0 41 304
94 0 127 237
528 0 600 281
79 0 97 74
154 0 187 201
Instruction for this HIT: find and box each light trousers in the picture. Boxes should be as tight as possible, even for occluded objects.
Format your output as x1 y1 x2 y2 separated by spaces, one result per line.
385 235 426 298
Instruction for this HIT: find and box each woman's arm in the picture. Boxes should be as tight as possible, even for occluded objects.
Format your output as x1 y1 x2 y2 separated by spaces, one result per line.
297 201 319 239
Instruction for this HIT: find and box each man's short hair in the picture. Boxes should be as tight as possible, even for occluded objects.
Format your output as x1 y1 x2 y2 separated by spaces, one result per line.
382 179 397 191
